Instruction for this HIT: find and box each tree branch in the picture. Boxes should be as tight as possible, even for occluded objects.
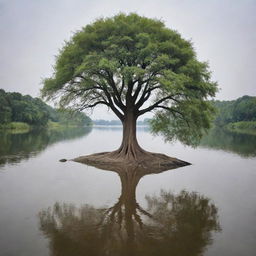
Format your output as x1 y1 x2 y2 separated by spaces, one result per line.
81 100 109 109
106 71 125 111
100 84 124 120
135 84 161 109
131 79 142 104
138 95 176 116
145 104 190 127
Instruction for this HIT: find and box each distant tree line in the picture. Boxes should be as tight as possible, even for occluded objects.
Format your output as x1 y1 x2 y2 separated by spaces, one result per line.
53 108 92 127
94 94 256 128
93 118 150 126
1 88 254 131
0 89 91 127
214 96 256 126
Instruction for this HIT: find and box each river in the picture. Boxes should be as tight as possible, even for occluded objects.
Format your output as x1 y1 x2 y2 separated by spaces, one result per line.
0 126 255 256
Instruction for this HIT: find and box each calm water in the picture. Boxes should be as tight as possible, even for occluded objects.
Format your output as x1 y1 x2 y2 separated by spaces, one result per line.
0 126 255 256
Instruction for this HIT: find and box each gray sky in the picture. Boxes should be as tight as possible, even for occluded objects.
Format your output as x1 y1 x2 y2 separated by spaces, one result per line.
0 0 255 119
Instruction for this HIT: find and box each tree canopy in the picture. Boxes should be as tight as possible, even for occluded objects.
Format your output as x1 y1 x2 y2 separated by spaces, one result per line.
41 13 217 147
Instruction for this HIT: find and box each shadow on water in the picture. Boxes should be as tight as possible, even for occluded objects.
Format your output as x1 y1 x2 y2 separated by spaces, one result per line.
0 126 92 167
200 127 256 157
39 165 221 256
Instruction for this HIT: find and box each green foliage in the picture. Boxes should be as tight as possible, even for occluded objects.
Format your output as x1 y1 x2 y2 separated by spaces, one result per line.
0 89 50 126
0 89 92 128
226 121 256 135
214 96 256 126
41 13 218 146
232 96 256 122
150 100 215 146
0 89 12 124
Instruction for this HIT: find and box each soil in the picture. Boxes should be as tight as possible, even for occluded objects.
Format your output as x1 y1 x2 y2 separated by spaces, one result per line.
72 150 191 173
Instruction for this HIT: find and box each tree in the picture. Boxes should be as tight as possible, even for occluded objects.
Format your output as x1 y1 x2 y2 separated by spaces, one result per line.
213 96 256 127
0 89 12 124
41 13 217 165
8 93 50 126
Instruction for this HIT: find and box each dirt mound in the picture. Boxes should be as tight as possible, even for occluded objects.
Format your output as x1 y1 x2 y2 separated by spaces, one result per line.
72 150 190 173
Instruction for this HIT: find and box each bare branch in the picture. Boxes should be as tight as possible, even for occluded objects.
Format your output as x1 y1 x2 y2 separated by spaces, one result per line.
70 73 125 120
138 95 177 116
120 76 125 96
96 85 124 120
131 79 142 104
135 78 160 109
106 71 125 111
81 101 109 109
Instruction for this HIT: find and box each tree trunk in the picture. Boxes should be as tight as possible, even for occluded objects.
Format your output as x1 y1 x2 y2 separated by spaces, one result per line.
73 109 191 169
113 110 145 161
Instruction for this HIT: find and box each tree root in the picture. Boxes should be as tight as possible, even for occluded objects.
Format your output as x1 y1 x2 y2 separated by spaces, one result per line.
72 150 191 173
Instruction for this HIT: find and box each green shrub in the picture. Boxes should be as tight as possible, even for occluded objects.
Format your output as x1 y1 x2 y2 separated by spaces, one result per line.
227 121 256 135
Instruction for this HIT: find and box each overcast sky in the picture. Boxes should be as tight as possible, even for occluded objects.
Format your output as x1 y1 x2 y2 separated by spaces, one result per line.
0 0 255 119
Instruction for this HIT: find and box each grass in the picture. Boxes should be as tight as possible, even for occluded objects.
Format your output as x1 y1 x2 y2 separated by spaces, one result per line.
0 122 31 133
226 121 256 135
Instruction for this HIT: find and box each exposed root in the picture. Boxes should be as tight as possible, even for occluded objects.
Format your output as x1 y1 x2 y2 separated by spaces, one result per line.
72 149 191 173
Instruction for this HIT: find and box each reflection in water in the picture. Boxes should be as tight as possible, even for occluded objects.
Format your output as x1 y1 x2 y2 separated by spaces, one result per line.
39 166 221 256
200 127 256 157
0 127 92 167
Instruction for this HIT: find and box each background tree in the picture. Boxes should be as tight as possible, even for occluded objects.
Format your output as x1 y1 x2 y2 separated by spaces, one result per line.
0 89 92 128
0 89 12 124
0 90 50 126
41 13 217 162
213 96 256 127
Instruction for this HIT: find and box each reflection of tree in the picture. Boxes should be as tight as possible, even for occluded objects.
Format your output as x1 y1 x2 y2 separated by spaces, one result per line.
200 126 256 157
0 127 92 167
144 190 220 256
39 166 220 256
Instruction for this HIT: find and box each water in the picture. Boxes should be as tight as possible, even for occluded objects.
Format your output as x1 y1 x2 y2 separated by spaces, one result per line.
0 126 255 256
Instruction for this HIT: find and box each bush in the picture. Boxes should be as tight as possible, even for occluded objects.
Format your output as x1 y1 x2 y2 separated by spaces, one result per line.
227 121 256 135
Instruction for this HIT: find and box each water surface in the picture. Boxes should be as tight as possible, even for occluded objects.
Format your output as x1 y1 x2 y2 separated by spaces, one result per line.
0 127 255 256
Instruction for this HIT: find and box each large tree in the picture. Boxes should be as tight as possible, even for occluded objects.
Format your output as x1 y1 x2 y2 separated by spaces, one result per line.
41 13 217 165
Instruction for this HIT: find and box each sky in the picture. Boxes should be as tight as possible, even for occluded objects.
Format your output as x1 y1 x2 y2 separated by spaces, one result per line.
0 0 255 119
